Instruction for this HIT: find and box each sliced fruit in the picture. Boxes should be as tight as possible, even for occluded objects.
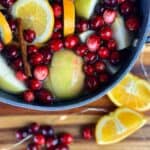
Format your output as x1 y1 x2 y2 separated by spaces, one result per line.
11 0 54 44
44 50 85 99
95 107 147 145
0 11 12 44
63 0 75 36
108 73 150 111
75 0 99 19
112 13 133 50
0 55 26 93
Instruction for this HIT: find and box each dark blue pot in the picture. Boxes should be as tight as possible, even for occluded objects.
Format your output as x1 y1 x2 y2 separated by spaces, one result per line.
0 0 150 111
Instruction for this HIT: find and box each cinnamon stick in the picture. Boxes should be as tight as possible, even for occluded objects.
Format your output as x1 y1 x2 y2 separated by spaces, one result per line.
17 18 32 77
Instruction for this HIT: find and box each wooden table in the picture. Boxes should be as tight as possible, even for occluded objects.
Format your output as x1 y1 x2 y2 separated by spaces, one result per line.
0 45 149 150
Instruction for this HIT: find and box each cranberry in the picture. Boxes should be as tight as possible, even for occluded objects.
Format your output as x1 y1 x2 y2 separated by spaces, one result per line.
40 125 54 136
0 40 4 52
23 29 36 43
15 70 27 81
99 73 109 83
55 144 69 150
98 46 110 59
95 4 106 14
23 90 35 103
11 58 23 70
40 48 52 64
103 9 117 24
99 26 112 41
49 39 63 52
76 20 89 33
52 31 62 39
110 51 120 64
84 52 97 63
125 16 140 31
0 0 15 8
84 64 95 76
5 45 19 59
75 44 88 56
33 134 45 145
54 19 63 31
95 61 106 73
27 143 39 150
16 128 29 141
37 89 53 104
29 52 44 66
27 45 38 55
104 0 118 7
64 35 79 49
52 3 62 18
86 34 100 52
28 122 40 134
91 16 104 30
118 0 125 4
107 39 117 50
28 78 42 90
46 137 59 148
82 127 93 140
33 65 49 81
60 133 73 145
8 19 17 31
86 76 99 90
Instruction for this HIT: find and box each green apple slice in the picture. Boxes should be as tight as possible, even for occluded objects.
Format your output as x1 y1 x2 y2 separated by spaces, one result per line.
44 50 85 99
0 55 26 93
75 0 99 19
112 13 134 50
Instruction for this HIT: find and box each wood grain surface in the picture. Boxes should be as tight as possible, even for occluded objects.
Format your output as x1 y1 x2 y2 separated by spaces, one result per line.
0 45 149 150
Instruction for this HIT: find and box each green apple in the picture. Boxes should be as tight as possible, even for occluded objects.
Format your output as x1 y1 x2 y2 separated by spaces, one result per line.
79 30 94 43
75 0 99 19
0 55 26 93
112 13 133 50
44 50 85 99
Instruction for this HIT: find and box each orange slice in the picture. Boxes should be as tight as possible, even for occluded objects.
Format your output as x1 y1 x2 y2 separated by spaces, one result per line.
0 11 12 44
108 73 150 111
95 107 147 145
63 0 75 36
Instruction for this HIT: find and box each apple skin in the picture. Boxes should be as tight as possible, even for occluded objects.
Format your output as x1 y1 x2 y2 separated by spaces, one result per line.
0 55 26 93
44 50 85 99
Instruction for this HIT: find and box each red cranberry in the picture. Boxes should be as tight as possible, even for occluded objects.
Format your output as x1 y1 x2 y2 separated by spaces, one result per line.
86 76 99 90
95 4 106 14
118 0 125 4
33 134 45 145
8 19 17 31
5 45 19 59
27 45 38 55
82 127 93 140
99 73 109 83
23 90 35 103
110 51 120 64
0 40 4 52
84 64 95 76
40 125 54 136
107 39 117 50
64 35 79 49
52 3 62 18
120 1 134 15
98 46 110 59
40 48 52 64
75 44 88 57
52 31 62 39
125 16 140 31
55 144 69 150
33 65 49 81
28 122 40 134
91 16 104 30
23 29 36 43
27 143 39 150
60 133 73 145
49 39 63 52
54 19 63 31
104 0 118 7
29 52 44 66
46 137 59 148
95 61 106 73
15 70 27 81
76 20 89 32
99 26 112 41
84 52 97 63
11 58 23 70
28 79 42 90
16 128 29 141
86 34 100 52
0 0 15 8
103 9 117 24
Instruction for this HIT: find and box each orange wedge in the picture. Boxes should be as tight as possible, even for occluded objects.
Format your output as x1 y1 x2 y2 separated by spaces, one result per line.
95 107 147 145
0 12 12 44
63 0 75 36
108 73 150 111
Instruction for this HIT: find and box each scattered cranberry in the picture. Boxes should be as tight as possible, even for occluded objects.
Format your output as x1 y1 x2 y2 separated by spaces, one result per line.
16 70 27 81
55 144 69 150
99 73 109 83
84 52 97 63
27 143 39 150
99 26 112 41
0 0 15 8
33 65 49 81
95 61 106 73
118 0 125 4
60 133 73 145
33 134 45 146
28 122 40 134
11 58 23 70
23 29 36 43
91 16 104 30
86 76 99 90
28 78 42 91
65 35 79 49
23 90 35 103
54 19 63 31
46 137 59 148
40 48 52 65
5 45 19 59
95 4 106 14
8 19 17 31
98 46 110 59
84 64 95 76
76 20 89 33
0 41 4 52
27 45 38 55
52 3 62 18
103 0 118 7
49 39 63 52
52 31 62 39
82 127 93 140
110 51 120 64
40 125 54 136
16 128 29 141
75 44 88 57
107 39 117 50
86 34 100 52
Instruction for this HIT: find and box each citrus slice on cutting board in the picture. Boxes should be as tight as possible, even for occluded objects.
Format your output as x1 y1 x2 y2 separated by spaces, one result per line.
95 107 147 145
0 11 12 44
108 73 150 111
63 0 75 36
11 0 54 44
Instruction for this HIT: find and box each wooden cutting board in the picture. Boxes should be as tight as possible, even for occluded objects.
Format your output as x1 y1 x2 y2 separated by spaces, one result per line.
0 45 149 150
